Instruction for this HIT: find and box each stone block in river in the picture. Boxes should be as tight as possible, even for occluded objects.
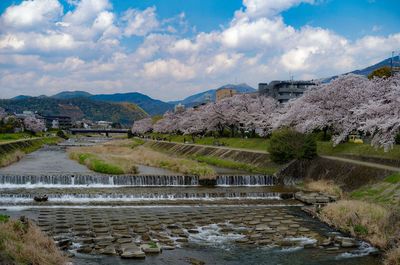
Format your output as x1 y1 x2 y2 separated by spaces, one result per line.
141 243 161 253
100 245 117 255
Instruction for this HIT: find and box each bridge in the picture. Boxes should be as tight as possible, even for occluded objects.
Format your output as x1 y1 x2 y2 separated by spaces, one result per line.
70 129 131 137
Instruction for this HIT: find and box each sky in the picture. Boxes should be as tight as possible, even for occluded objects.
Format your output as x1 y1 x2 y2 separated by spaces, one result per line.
0 0 399 101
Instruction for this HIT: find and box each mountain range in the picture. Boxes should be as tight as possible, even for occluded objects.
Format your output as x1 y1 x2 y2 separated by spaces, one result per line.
3 55 396 124
0 97 147 126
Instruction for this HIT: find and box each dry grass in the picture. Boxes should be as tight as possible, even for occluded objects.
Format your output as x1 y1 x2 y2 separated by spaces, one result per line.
385 245 400 265
304 179 343 198
0 150 25 167
68 140 215 178
0 218 68 265
320 200 391 248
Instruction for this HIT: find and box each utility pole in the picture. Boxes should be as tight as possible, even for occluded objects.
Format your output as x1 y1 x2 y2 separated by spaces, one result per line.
391 51 394 75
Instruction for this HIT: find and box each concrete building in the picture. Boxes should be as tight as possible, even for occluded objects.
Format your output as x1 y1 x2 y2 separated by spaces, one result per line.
216 88 237 102
258 80 315 103
43 115 72 130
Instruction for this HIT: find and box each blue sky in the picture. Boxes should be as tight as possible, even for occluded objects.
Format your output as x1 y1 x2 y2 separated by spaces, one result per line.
0 0 399 100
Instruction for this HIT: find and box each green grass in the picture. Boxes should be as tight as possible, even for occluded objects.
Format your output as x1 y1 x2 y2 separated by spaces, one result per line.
350 175 400 208
148 133 269 151
317 142 400 160
384 173 400 184
0 133 35 143
194 155 278 175
0 215 9 223
70 153 125 174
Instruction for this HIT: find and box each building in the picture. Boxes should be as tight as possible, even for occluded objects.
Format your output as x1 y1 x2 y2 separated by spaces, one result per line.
258 80 315 103
174 103 185 113
42 115 72 130
216 88 237 102
96 121 112 129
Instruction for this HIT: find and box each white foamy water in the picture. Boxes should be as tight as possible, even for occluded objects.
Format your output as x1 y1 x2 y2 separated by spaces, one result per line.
337 242 378 259
188 223 245 246
0 193 281 203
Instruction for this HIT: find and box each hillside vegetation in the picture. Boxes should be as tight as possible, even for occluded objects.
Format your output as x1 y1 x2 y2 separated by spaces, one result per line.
0 97 148 126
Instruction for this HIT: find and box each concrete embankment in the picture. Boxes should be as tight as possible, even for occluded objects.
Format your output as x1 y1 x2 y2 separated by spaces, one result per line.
277 156 396 191
0 138 43 155
146 141 272 168
0 138 47 167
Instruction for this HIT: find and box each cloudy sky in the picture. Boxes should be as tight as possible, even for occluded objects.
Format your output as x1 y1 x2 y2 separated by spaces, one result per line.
0 0 399 100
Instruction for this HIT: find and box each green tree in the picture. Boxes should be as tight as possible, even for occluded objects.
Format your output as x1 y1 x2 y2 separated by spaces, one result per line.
268 128 317 164
368 66 392 80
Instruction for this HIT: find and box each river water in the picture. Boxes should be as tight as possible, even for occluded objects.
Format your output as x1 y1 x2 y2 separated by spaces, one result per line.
0 139 382 265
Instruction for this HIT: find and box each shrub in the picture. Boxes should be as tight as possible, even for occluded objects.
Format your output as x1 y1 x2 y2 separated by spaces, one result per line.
395 133 400 145
56 130 69 140
268 128 317 163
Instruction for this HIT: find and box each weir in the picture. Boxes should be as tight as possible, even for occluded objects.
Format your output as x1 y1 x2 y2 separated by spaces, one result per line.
0 191 281 203
216 175 276 186
0 174 276 187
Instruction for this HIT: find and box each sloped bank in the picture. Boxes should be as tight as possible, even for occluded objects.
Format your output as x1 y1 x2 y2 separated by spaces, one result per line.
0 138 60 167
146 141 274 169
276 156 393 191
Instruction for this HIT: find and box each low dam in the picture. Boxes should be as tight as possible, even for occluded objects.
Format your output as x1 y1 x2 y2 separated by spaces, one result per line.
0 174 276 187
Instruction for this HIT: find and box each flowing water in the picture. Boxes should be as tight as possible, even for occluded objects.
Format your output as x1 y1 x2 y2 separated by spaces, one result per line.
0 139 382 265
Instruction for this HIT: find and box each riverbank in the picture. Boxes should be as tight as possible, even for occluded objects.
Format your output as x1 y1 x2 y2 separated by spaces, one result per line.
300 177 400 265
0 214 68 265
0 137 61 167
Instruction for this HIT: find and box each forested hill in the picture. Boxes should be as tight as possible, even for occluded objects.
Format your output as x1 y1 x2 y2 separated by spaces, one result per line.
0 97 148 126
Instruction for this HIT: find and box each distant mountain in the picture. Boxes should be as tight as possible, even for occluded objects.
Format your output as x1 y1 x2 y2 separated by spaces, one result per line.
52 91 92 99
0 97 147 126
351 56 399 76
11 95 32 100
170 83 256 107
90 92 173 116
324 56 400 82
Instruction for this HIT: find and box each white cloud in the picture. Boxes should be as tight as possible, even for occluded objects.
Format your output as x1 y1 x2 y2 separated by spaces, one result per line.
241 0 315 18
143 59 195 81
122 7 159 37
0 0 399 100
1 0 62 28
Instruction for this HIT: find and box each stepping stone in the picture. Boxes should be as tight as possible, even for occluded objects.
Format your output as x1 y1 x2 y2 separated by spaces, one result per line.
141 243 161 254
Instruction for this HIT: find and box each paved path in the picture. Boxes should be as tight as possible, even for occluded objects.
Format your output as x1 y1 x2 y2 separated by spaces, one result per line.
320 155 400 172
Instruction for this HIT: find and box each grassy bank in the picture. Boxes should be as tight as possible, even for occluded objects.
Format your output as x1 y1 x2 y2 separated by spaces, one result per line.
193 155 277 175
68 140 215 178
350 173 400 207
0 215 67 265
147 134 400 161
148 133 270 151
0 133 37 143
317 142 400 160
0 137 61 167
304 176 400 264
69 152 128 174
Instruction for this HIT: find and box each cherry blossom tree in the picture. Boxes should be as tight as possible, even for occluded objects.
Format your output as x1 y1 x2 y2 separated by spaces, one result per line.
131 117 153 134
275 74 375 145
0 107 6 121
353 74 400 150
23 116 46 133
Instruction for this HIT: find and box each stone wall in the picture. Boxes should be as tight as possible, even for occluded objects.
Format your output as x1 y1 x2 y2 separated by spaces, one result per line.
276 156 393 191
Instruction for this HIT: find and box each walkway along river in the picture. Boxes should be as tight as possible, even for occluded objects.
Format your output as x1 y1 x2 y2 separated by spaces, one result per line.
0 139 381 265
